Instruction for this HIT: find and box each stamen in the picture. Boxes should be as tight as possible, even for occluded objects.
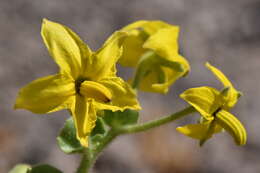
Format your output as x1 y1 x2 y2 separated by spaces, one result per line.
80 81 112 103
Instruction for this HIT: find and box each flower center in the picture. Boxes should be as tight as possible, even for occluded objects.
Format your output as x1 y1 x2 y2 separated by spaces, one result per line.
75 77 87 94
213 107 222 117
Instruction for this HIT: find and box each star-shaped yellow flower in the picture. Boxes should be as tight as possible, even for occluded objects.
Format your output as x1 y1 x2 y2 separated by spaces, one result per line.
15 19 140 147
118 20 190 94
176 62 246 146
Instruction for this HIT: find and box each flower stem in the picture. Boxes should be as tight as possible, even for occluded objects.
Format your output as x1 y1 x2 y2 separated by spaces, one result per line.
92 130 119 159
76 106 195 173
76 130 119 173
118 106 195 134
76 149 92 173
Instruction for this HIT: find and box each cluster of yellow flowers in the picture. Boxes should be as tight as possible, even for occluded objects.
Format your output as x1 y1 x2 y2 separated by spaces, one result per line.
14 19 246 147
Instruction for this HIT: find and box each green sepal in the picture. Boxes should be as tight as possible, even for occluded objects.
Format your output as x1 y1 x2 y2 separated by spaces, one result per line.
103 109 139 128
57 117 84 154
30 165 62 173
91 117 107 136
9 164 31 173
90 117 108 147
132 50 183 88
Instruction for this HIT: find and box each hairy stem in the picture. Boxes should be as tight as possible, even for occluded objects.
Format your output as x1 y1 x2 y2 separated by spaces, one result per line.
76 130 119 173
118 106 195 134
76 149 92 173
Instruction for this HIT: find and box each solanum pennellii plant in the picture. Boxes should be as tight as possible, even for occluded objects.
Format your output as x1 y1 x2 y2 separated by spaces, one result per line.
10 19 247 173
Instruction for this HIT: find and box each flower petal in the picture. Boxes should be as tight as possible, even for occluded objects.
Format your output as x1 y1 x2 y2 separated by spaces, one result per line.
143 26 190 72
41 19 92 79
206 62 240 109
206 62 233 87
122 20 170 35
119 21 189 93
70 96 97 147
138 54 189 94
141 21 171 35
80 81 112 103
180 87 222 120
143 26 180 59
15 74 75 114
215 110 247 146
95 77 141 112
121 20 148 32
87 31 127 80
119 20 171 67
176 124 209 140
119 35 146 67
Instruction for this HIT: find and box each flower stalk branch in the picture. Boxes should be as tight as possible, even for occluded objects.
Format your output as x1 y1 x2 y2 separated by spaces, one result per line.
118 106 195 134
77 106 196 173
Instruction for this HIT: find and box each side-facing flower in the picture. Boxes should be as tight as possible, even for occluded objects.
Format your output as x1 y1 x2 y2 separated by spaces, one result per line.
118 20 190 94
176 62 246 146
15 19 140 147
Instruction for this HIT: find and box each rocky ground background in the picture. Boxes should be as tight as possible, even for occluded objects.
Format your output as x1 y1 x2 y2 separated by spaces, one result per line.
0 0 260 172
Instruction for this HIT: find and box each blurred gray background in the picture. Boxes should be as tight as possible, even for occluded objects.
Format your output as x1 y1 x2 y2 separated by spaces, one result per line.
1 0 260 172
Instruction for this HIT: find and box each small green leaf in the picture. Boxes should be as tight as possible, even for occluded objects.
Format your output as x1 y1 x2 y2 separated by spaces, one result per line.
103 109 139 128
30 165 62 173
57 117 84 154
9 164 31 173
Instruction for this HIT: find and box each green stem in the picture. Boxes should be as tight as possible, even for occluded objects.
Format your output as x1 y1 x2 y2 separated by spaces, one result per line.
76 149 92 173
118 106 195 134
92 130 119 157
76 130 119 173
76 106 195 173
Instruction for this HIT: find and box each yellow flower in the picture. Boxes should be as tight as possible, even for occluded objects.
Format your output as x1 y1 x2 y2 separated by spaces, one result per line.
176 62 246 146
119 20 190 94
14 19 140 147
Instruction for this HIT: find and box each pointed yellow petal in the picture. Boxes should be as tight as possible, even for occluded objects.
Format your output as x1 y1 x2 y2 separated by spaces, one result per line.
119 35 146 67
176 124 209 140
205 62 240 108
15 74 75 114
143 26 180 59
119 20 172 67
122 20 170 35
215 110 247 146
87 31 127 80
70 96 97 147
206 62 233 87
122 23 190 94
143 26 190 78
95 77 141 112
80 81 112 103
199 120 220 146
121 20 148 32
180 87 222 120
41 19 92 79
137 20 171 35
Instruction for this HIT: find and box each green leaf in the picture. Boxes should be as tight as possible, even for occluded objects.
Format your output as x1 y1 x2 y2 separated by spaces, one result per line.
9 164 31 173
30 165 62 173
103 109 139 128
57 117 84 154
